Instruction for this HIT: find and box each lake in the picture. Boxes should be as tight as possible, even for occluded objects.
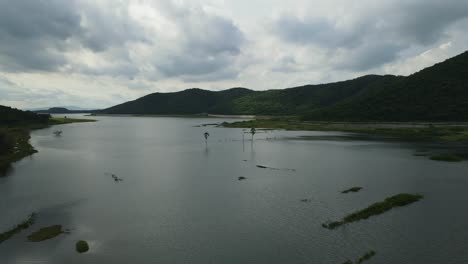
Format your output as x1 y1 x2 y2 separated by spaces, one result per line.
1 115 468 264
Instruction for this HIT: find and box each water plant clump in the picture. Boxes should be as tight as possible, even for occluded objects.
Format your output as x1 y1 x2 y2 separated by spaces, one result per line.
341 250 376 264
430 154 463 162
323 193 423 229
341 187 363 194
76 240 90 253
27 225 64 242
0 213 36 244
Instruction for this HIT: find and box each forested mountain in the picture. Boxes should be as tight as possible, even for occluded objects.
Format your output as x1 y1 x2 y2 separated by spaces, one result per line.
302 50 468 121
0 105 50 127
101 50 468 121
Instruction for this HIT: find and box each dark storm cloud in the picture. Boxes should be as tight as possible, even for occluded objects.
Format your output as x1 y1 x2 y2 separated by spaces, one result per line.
0 0 244 82
271 0 468 71
393 1 468 45
77 2 147 52
0 0 80 71
155 4 245 80
271 16 363 48
337 43 404 71
0 0 144 73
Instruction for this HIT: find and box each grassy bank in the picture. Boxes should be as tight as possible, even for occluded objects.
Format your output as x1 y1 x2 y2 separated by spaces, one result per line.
322 193 423 230
430 154 464 162
0 213 36 244
0 117 95 175
28 225 64 242
222 118 468 142
48 117 96 125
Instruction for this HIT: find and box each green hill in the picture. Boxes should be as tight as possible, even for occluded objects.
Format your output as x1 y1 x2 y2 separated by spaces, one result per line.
102 50 468 121
0 105 50 127
103 87 254 115
303 50 468 121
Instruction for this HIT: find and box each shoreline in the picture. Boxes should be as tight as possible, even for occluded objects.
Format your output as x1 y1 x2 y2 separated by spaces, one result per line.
0 117 96 176
90 113 257 119
221 118 468 142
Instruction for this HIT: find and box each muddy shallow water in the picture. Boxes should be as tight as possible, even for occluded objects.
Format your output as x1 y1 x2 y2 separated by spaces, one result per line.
1 115 467 264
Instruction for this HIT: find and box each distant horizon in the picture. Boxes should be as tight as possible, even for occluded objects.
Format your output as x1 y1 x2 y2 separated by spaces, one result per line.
16 49 465 112
1 0 467 109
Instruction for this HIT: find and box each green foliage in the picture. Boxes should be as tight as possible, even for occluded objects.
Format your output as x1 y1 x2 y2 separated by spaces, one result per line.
304 51 468 121
341 251 376 264
0 213 36 244
357 251 376 263
0 128 37 175
0 105 50 127
27 225 64 242
323 194 423 229
343 250 376 264
0 131 14 155
48 117 96 125
76 240 90 253
102 51 468 121
223 119 468 142
0 106 95 175
430 154 464 162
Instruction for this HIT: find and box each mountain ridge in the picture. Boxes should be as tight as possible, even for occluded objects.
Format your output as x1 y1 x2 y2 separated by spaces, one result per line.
101 50 468 121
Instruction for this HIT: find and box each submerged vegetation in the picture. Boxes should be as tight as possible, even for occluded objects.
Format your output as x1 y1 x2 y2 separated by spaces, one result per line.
341 187 363 194
0 213 36 244
48 117 96 125
223 118 468 142
323 193 423 230
76 240 90 253
27 225 64 242
430 154 464 162
342 250 376 264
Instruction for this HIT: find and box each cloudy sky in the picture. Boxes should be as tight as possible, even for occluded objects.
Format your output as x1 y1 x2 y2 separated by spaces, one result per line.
0 0 467 109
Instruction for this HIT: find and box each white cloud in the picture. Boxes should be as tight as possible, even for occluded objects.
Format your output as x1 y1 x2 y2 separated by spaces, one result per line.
0 0 467 109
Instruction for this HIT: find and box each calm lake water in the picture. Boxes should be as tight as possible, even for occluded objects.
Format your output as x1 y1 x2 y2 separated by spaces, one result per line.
1 115 468 264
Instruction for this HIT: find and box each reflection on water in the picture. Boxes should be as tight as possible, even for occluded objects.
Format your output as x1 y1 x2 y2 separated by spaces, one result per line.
1 115 468 264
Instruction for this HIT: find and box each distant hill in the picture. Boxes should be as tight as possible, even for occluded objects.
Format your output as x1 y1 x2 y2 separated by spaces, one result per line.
302 50 468 121
34 107 98 114
103 87 254 115
101 50 468 121
27 106 89 111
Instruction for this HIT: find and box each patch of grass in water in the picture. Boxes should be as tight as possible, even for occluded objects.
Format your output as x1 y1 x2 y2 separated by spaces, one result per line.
413 153 429 157
342 250 376 264
0 213 36 244
323 193 423 229
430 154 463 162
223 119 468 142
27 225 64 242
48 117 96 125
341 187 362 194
76 240 89 253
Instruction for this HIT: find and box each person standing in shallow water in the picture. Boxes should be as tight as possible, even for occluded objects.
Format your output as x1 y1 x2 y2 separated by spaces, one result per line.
204 132 210 146
250 128 256 142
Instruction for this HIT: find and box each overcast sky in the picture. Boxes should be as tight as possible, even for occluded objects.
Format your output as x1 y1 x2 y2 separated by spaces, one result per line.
0 0 467 109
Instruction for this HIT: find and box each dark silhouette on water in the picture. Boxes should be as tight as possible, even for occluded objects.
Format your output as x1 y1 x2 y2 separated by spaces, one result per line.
106 173 123 182
204 132 210 147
